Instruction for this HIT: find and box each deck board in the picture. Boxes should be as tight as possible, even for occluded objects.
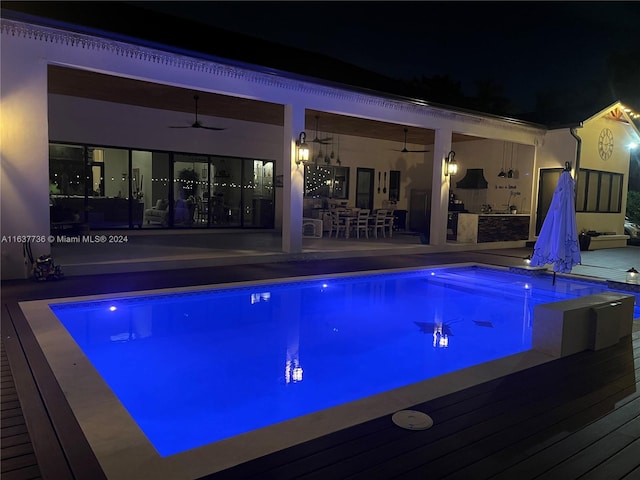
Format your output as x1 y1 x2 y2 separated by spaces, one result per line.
0 341 41 480
536 414 640 480
581 440 640 480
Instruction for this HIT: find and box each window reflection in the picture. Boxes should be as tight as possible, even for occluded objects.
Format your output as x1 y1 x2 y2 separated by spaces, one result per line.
304 164 349 199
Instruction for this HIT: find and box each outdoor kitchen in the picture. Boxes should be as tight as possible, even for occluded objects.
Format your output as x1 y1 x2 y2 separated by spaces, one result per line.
447 140 534 243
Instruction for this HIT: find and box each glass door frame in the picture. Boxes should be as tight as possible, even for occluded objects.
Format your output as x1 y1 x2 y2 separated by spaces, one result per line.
356 167 375 210
172 154 211 228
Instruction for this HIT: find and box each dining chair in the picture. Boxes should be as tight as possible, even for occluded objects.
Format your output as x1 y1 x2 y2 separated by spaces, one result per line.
384 211 395 238
329 210 347 238
371 209 387 238
352 209 370 239
195 196 207 223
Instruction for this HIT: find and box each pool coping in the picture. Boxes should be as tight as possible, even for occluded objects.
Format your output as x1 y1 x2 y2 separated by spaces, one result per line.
18 263 562 480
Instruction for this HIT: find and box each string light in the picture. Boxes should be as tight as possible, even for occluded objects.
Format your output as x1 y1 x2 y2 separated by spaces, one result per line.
620 104 640 120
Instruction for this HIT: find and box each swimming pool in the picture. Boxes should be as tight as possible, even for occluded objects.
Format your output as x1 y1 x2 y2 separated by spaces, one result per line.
19 265 639 480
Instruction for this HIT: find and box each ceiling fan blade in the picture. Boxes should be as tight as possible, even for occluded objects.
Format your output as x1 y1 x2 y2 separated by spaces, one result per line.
391 148 430 153
311 115 332 144
168 124 225 130
392 127 429 152
194 124 225 131
168 94 225 131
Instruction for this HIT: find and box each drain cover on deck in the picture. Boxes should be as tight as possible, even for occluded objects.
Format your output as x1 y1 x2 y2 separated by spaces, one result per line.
392 410 434 430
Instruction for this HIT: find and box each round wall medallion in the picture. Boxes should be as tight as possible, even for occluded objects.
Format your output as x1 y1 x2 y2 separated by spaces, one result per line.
392 410 434 430
598 128 614 161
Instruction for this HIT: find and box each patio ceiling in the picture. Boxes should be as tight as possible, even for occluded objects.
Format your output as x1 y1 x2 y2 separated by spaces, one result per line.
48 65 479 145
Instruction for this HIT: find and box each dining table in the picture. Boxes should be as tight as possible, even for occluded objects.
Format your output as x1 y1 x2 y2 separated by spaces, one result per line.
336 208 361 239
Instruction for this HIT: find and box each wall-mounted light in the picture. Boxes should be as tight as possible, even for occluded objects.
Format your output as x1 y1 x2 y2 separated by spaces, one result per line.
444 151 458 176
626 267 638 284
295 132 310 165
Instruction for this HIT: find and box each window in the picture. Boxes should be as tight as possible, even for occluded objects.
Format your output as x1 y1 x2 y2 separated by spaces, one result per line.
304 165 349 199
49 142 275 229
389 170 401 202
576 169 623 213
49 144 86 197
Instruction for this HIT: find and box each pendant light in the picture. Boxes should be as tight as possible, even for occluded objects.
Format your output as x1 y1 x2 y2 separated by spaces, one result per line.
512 143 519 179
498 142 506 178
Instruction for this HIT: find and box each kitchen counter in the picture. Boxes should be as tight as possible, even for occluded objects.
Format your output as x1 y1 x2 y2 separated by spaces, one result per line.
476 213 529 218
457 213 530 243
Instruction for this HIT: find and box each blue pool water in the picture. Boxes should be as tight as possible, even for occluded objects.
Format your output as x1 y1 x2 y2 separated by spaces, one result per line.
50 266 639 457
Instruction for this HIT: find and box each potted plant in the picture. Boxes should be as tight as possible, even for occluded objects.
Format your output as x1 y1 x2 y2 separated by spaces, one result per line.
178 168 199 198
579 230 591 251
177 169 200 225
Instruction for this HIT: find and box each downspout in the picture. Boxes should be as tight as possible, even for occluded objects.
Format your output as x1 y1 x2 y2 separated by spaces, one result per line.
570 124 583 202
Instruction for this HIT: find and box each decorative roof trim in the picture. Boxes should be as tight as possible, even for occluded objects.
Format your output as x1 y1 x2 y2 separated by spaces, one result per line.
1 18 545 136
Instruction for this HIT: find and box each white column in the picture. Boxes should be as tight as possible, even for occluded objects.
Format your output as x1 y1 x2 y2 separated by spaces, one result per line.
429 128 452 245
281 104 305 253
1 37 51 279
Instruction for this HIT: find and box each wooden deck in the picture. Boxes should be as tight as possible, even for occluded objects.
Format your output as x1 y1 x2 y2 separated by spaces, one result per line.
2 252 639 480
1 339 41 480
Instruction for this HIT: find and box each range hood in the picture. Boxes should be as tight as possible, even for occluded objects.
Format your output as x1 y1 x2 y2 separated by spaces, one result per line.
455 168 488 189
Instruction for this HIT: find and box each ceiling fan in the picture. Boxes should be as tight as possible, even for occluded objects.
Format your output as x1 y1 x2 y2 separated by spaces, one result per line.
169 95 225 131
394 128 430 153
310 115 332 145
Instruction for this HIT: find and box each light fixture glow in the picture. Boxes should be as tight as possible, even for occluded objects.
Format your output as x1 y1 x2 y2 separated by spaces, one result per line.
295 132 310 165
444 151 458 176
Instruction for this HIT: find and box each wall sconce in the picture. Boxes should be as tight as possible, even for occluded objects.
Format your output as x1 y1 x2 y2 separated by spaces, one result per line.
295 132 310 165
523 254 532 265
444 151 458 176
626 267 639 284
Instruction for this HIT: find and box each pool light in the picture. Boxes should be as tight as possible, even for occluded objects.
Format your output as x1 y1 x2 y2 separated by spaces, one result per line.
109 306 117 311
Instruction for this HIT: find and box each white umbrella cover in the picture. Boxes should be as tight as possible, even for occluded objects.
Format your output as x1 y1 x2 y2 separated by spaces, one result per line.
530 170 581 273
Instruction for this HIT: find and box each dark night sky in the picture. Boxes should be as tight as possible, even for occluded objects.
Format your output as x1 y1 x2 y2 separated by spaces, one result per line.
132 1 640 113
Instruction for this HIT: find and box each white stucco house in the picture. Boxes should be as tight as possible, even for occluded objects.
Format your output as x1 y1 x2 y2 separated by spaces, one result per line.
1 5 639 280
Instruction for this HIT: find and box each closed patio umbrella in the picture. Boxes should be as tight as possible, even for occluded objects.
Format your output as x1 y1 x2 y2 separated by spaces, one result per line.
530 168 581 284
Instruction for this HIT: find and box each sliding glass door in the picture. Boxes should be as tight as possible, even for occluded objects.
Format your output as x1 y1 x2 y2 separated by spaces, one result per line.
173 154 209 228
49 142 275 230
243 159 274 228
